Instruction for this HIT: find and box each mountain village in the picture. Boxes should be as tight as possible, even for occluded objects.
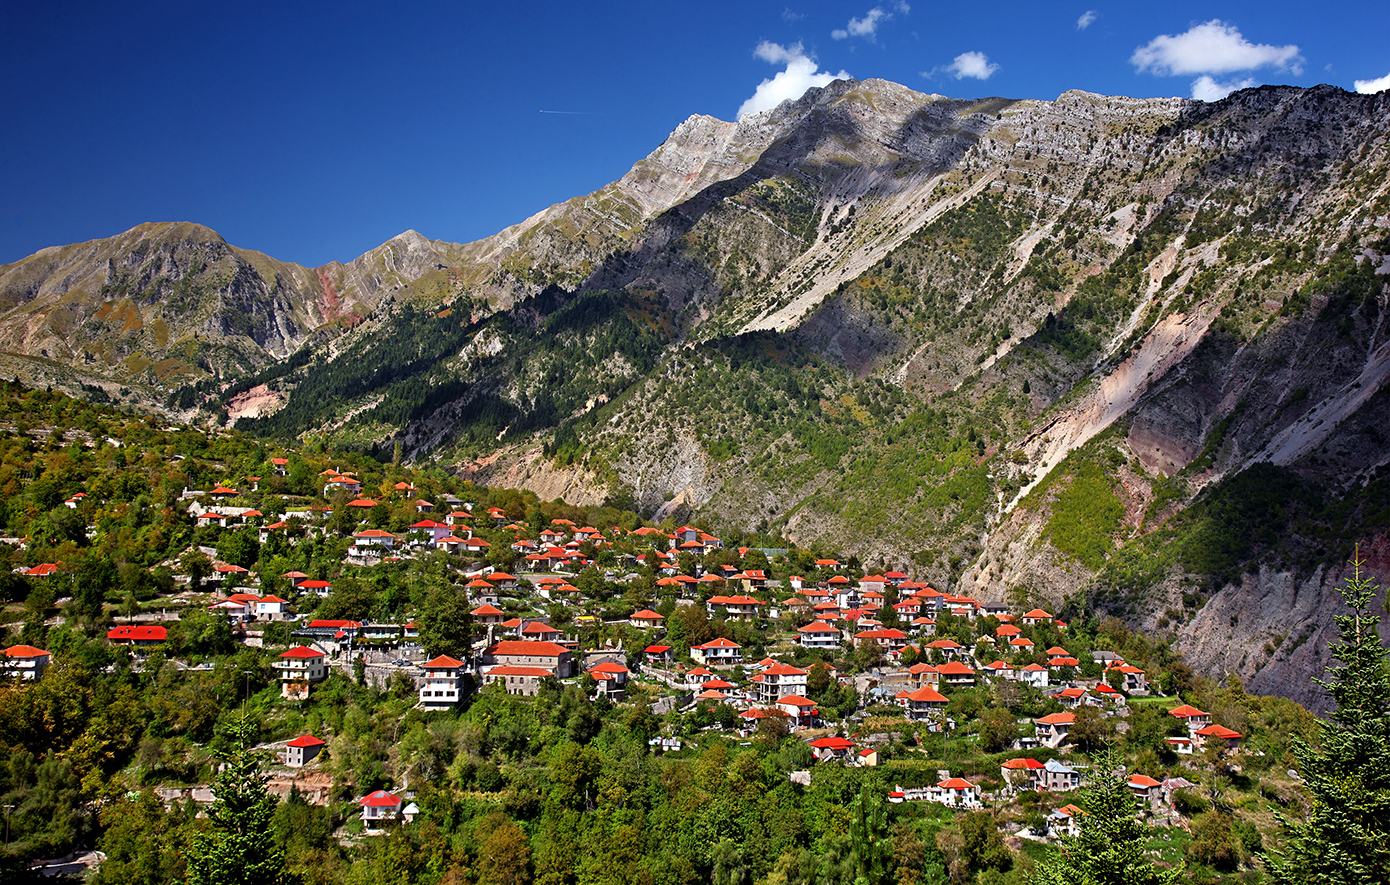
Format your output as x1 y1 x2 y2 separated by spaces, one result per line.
4 455 1251 845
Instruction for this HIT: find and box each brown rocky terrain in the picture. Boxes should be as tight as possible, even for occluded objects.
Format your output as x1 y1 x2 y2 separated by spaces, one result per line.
2 78 1388 705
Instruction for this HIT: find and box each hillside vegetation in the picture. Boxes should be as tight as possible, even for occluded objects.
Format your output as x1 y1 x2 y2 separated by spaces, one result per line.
1 81 1387 703
0 384 1348 885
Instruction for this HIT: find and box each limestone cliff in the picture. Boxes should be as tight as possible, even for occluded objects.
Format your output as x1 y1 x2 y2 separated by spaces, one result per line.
4 78 1389 703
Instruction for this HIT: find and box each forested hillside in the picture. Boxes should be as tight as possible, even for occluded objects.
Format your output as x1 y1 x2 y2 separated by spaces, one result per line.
0 384 1367 885
3 79 1388 704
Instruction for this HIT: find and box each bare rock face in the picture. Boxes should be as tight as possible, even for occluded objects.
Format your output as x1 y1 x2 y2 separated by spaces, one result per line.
1172 533 1390 712
459 448 605 509
5 78 1389 705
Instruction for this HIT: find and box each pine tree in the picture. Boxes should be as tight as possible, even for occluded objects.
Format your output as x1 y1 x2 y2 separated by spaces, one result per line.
847 781 892 885
1267 553 1390 884
1027 748 1182 885
187 720 288 885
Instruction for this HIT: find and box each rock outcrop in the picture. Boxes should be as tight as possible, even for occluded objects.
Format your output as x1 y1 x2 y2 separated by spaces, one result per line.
4 78 1389 702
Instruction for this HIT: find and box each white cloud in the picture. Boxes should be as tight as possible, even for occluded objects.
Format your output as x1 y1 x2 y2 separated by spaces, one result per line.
832 3 909 40
738 42 851 120
753 41 799 65
781 7 804 22
947 51 999 80
1131 20 1302 76
1191 75 1259 101
1355 72 1390 94
833 8 886 40
1077 10 1097 30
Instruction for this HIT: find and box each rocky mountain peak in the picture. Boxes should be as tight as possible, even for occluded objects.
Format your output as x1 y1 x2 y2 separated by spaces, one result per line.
1 84 1387 714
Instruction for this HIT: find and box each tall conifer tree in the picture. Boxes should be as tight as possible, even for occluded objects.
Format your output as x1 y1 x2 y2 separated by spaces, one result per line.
1268 553 1390 884
187 720 288 885
1027 748 1181 885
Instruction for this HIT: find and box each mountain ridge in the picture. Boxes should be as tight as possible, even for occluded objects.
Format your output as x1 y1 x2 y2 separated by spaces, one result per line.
2 78 1389 706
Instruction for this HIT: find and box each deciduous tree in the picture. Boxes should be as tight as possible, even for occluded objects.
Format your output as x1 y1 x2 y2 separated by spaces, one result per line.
475 815 532 885
415 585 473 660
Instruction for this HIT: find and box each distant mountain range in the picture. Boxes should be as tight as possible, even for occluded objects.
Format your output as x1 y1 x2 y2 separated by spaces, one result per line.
3 79 1388 707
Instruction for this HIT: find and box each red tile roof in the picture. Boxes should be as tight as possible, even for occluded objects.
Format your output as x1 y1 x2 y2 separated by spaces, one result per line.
936 661 975 675
1195 724 1243 739
1168 704 1209 718
740 708 782 719
906 685 948 703
278 646 324 659
107 625 167 642
694 638 742 649
359 790 402 807
1002 758 1045 770
488 640 568 657
590 662 629 675
423 655 464 668
2 644 50 657
854 629 908 640
762 663 808 676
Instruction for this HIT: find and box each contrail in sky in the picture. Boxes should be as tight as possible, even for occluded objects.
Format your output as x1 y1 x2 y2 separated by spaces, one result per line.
539 110 591 115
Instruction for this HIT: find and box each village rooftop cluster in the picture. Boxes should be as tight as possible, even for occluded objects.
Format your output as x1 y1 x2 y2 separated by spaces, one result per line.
5 454 1247 835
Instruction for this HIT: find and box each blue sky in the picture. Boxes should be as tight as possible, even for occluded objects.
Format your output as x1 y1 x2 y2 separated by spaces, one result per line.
2 1 1387 268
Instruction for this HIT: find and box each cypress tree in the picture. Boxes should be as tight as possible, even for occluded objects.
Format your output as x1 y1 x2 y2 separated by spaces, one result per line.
1268 553 1390 884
